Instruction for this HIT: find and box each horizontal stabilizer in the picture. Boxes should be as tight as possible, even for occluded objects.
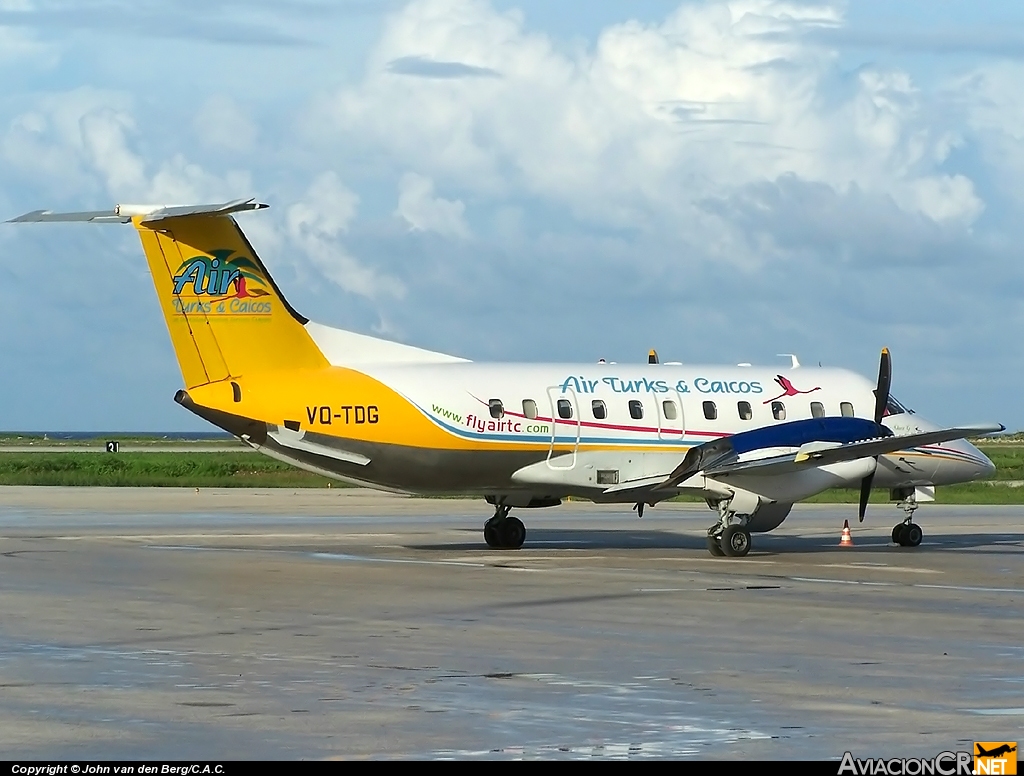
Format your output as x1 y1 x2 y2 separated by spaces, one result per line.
7 208 131 224
7 198 267 225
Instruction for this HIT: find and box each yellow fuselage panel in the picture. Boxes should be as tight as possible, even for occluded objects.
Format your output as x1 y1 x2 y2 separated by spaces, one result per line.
186 367 555 452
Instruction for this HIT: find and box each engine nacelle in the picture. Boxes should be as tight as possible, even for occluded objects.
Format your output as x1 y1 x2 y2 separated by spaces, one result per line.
745 501 793 533
486 494 562 509
714 457 876 503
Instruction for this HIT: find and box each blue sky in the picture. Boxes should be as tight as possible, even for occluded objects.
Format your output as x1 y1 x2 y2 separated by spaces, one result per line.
1 0 1022 431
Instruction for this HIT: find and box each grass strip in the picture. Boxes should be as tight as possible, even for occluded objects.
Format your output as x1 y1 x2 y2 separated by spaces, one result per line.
0 446 1022 503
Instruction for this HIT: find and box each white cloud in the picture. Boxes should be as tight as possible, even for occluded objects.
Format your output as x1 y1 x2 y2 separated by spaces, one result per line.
79 108 147 194
953 62 1024 207
0 1 55 66
395 172 470 237
317 0 984 245
286 172 405 301
1 88 254 205
193 94 258 152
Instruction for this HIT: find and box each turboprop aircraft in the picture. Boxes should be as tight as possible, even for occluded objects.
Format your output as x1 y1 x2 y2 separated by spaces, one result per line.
7 199 1004 557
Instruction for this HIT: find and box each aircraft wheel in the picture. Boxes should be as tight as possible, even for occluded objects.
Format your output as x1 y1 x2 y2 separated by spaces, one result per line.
483 518 502 549
706 534 725 557
891 524 904 544
499 516 526 550
720 525 751 557
902 523 923 547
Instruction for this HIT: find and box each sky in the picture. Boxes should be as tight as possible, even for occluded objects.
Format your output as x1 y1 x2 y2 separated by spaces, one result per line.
1 0 1023 432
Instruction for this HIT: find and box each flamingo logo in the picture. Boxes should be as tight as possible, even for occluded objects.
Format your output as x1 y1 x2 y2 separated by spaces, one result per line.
763 375 821 404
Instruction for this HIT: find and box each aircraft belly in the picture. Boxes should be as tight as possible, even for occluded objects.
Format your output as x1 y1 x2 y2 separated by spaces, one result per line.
262 431 551 494
510 451 684 497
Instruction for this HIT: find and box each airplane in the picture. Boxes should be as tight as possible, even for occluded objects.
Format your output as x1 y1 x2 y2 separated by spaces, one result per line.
976 745 1016 758
6 199 1005 557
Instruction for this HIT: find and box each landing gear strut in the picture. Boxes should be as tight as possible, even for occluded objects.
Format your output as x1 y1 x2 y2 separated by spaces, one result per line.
706 499 752 558
483 503 526 550
891 490 923 548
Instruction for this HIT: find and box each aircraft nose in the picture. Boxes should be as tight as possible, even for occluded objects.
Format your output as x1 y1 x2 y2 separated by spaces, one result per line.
977 446 996 479
961 439 995 480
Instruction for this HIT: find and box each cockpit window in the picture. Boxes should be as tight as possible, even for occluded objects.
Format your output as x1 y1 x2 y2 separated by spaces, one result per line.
884 396 913 416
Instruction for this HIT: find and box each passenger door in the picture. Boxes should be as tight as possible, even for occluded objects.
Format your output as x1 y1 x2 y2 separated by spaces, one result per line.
546 386 580 469
657 389 685 442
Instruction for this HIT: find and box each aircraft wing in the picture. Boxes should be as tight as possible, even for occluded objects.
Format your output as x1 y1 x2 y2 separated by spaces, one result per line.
703 423 1004 478
651 418 1003 491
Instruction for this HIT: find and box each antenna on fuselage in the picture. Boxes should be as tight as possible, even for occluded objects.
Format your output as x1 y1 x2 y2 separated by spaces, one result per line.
777 353 800 369
648 349 659 364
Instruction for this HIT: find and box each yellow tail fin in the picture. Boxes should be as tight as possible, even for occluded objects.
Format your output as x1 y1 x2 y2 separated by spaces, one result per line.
134 212 328 389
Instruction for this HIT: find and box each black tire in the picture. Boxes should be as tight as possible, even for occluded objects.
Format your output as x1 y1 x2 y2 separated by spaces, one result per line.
903 523 923 547
499 516 526 550
706 534 725 557
891 524 904 544
483 518 501 548
720 525 751 557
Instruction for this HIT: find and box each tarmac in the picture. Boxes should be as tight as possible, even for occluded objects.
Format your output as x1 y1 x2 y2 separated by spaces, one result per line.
0 486 1021 760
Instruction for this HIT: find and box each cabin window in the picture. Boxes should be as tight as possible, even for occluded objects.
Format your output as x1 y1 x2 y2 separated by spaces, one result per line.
662 400 678 420
840 401 855 417
557 399 573 419
628 400 644 420
592 399 607 420
488 399 504 419
810 401 824 419
522 399 538 420
703 401 717 420
772 401 786 420
737 401 752 420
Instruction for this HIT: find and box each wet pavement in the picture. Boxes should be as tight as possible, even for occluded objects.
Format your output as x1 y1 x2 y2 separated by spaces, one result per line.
0 487 1021 759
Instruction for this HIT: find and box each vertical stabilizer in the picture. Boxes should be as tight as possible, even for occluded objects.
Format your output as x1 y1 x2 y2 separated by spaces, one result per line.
132 211 328 388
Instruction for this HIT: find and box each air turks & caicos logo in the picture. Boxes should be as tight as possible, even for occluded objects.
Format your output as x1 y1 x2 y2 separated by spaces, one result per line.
171 248 272 316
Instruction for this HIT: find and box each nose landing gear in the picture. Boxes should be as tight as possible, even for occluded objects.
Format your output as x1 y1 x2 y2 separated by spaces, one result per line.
891 490 923 547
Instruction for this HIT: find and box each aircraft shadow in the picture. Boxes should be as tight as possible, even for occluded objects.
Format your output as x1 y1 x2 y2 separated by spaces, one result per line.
409 527 1024 555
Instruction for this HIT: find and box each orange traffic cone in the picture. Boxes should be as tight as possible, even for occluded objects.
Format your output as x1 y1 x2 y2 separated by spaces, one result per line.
839 519 854 547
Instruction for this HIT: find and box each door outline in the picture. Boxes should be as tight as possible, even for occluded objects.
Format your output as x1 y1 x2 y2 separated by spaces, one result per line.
546 386 580 469
657 388 685 441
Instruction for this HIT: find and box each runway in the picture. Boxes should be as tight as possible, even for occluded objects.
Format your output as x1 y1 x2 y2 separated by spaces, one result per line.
0 487 1021 760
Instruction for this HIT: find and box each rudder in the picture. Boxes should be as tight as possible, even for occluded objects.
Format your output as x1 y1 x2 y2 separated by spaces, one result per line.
133 213 328 389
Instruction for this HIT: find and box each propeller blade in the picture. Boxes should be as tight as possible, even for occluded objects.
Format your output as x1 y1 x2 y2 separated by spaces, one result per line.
863 348 890 522
873 347 892 425
858 472 874 522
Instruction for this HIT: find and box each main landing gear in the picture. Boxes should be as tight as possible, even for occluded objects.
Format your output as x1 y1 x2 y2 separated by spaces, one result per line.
891 491 923 548
483 503 526 550
706 500 752 558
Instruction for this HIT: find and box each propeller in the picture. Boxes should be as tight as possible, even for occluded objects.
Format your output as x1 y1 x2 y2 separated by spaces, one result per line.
858 347 891 521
